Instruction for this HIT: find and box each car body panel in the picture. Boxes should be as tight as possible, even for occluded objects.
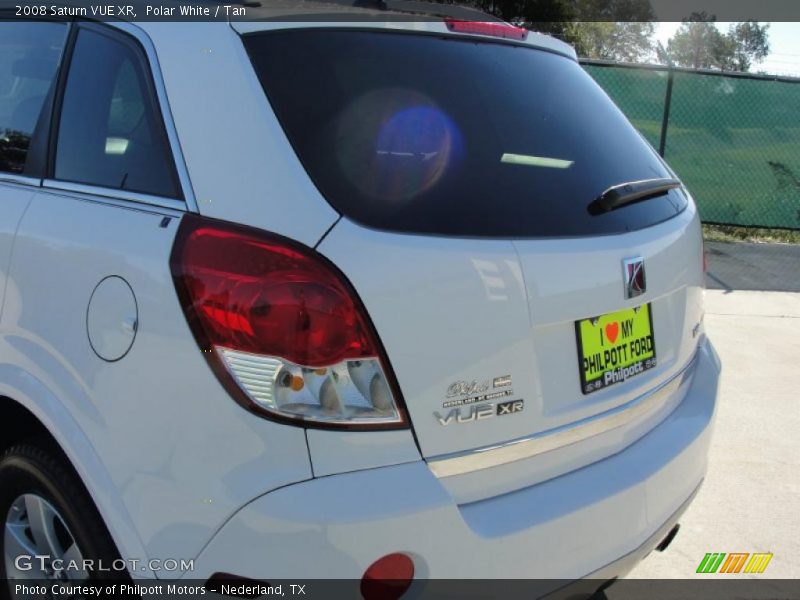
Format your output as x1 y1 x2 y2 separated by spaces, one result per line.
0 17 720 583
317 220 535 459
140 22 339 246
0 345 158 579
4 192 313 566
510 203 704 428
0 181 34 313
191 338 718 580
317 204 705 479
305 428 421 478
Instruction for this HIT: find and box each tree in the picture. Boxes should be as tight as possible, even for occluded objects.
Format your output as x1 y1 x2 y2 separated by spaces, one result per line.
728 21 770 71
470 0 655 58
564 21 654 62
666 13 727 69
472 0 575 38
572 0 654 22
666 14 770 72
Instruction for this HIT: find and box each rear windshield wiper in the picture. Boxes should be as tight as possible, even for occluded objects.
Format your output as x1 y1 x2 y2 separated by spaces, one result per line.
588 178 681 216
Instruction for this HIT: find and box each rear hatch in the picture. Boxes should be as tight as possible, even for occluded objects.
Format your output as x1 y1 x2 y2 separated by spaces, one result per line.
242 26 705 471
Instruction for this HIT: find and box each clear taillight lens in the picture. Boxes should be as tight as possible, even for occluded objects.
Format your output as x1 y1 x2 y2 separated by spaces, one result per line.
170 215 408 430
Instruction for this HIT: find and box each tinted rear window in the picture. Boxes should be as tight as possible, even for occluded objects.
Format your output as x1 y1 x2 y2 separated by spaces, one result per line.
245 30 686 238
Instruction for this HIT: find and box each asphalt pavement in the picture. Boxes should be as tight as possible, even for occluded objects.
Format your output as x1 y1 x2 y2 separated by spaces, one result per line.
705 241 800 292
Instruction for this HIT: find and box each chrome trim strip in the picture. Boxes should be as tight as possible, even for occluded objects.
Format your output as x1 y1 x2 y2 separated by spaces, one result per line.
42 180 185 211
0 174 40 188
427 356 698 479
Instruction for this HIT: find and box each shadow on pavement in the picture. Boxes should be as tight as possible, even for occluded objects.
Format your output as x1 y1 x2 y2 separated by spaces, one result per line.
704 241 800 292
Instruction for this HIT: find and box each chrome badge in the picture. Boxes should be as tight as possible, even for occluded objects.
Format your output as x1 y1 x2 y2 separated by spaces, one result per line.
437 374 522 426
434 400 524 426
623 257 646 299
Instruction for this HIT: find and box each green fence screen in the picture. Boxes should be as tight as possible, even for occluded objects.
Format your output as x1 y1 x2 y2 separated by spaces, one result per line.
583 61 800 230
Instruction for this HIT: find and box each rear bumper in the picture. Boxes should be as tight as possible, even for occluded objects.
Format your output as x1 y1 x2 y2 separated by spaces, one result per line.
191 338 720 580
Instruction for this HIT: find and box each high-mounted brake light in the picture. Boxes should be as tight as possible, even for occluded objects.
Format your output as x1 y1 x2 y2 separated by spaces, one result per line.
170 214 408 430
444 19 528 41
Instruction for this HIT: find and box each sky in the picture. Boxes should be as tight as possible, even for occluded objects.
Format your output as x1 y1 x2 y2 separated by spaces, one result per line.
654 22 800 77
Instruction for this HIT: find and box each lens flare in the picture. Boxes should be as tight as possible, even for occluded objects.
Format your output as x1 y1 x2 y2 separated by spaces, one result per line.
336 88 462 203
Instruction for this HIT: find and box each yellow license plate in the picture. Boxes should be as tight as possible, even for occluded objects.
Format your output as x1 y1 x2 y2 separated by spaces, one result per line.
575 304 656 394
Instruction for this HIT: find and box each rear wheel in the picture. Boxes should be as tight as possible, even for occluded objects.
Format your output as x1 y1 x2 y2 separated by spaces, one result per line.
0 443 123 592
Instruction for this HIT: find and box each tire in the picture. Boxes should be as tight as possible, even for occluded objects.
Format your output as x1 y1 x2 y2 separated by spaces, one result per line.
0 442 124 595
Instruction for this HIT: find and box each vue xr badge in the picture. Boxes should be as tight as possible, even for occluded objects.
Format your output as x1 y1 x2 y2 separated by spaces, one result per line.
434 399 524 426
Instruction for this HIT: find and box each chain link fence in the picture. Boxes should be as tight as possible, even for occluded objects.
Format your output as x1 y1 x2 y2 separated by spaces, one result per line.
583 60 800 232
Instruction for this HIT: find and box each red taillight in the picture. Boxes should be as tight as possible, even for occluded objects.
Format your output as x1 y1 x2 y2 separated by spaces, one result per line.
444 19 528 41
171 214 407 429
172 218 375 366
361 553 415 600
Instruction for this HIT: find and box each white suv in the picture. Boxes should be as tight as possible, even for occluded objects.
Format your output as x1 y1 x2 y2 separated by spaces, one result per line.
0 4 720 594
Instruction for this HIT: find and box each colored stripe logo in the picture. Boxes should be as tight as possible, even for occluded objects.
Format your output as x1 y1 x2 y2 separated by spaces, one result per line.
697 552 773 574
